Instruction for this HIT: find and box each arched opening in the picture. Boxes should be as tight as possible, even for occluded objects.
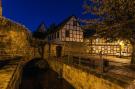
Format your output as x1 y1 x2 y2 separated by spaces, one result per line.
56 45 62 58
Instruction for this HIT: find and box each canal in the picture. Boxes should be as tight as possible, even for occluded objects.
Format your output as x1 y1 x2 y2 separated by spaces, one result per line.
20 58 74 89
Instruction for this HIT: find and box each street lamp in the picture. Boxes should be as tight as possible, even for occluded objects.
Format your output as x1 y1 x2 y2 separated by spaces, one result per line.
119 41 124 48
119 41 125 58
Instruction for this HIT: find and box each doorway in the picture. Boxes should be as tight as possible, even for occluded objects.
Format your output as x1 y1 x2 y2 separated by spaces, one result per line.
56 46 62 58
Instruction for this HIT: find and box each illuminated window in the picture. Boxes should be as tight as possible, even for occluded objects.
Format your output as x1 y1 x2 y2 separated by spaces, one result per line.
96 39 99 43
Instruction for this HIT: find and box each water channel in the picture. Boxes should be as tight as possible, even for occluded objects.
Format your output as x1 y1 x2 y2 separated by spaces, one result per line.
20 58 74 89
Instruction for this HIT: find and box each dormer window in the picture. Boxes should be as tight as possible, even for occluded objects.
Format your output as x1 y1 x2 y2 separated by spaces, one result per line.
73 21 77 26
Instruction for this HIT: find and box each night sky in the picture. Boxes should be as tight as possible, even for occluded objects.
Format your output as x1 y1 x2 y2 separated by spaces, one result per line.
2 0 93 31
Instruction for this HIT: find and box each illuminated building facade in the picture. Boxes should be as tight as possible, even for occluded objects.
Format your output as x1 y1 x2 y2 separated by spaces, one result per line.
48 16 83 43
47 16 132 57
46 16 84 57
84 34 132 57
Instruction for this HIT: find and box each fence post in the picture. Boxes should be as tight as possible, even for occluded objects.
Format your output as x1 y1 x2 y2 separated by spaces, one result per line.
99 51 104 73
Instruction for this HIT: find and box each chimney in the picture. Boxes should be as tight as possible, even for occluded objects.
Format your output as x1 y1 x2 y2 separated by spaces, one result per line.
0 0 2 17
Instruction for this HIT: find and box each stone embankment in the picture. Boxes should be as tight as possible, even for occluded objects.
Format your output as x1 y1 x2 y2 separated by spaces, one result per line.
47 58 134 89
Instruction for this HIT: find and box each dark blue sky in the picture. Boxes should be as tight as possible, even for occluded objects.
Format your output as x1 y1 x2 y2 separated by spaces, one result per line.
2 0 93 31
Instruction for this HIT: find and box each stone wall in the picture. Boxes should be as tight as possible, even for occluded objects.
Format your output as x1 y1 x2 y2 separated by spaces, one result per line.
44 44 50 59
6 57 34 89
47 42 87 57
0 17 34 58
63 42 86 54
47 59 124 89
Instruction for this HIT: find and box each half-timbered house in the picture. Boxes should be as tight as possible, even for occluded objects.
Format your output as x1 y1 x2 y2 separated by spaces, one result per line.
45 16 132 58
84 30 132 57
47 16 83 43
46 16 85 57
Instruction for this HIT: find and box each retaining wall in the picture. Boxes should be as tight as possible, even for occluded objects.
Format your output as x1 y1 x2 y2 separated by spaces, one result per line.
47 59 123 89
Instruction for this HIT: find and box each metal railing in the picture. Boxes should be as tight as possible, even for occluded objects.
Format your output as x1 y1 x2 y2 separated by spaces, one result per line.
48 51 135 89
49 51 130 73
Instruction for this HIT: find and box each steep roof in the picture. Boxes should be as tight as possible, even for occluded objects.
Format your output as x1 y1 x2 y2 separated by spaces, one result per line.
33 22 47 39
36 22 47 33
47 15 78 34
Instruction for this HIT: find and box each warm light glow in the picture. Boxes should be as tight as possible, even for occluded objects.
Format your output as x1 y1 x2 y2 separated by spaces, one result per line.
119 41 125 49
86 50 89 53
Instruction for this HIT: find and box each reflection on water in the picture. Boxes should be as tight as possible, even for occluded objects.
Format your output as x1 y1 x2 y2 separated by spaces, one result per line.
20 65 74 89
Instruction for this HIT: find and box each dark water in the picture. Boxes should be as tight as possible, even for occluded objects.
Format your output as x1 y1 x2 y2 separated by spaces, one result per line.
20 61 74 89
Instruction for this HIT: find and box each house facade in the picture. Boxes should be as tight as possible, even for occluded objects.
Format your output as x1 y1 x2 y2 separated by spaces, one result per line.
45 16 132 58
46 16 84 57
84 34 132 57
48 16 83 43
